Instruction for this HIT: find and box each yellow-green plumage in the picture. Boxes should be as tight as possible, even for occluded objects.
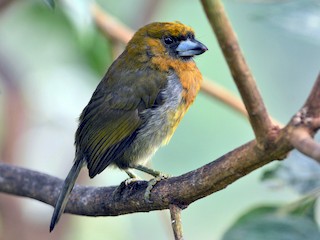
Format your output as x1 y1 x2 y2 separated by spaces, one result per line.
76 65 168 177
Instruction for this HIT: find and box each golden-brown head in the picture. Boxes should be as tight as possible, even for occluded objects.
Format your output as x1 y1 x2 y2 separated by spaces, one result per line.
125 22 207 63
133 21 194 40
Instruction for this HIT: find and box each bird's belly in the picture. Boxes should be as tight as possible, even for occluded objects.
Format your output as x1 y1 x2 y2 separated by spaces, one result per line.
122 74 184 167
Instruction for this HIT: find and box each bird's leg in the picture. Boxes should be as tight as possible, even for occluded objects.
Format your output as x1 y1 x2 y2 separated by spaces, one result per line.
130 164 170 203
131 164 169 178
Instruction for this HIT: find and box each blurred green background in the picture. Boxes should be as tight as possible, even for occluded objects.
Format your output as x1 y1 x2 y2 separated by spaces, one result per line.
0 0 319 239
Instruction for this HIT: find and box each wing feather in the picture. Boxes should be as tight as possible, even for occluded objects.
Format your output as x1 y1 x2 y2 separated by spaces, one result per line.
75 61 168 178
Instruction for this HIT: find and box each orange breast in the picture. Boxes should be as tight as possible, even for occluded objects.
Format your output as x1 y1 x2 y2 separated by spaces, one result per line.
150 57 202 144
152 57 202 110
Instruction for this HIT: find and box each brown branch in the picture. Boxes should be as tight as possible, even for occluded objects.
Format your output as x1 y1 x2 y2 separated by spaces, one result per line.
200 0 273 144
2 80 316 219
0 139 284 217
2 71 320 221
169 205 184 240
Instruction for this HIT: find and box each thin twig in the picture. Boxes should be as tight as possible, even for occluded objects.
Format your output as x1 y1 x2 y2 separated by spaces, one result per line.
288 73 320 162
302 73 320 118
311 117 320 130
0 0 14 12
134 0 163 27
200 0 273 144
201 78 248 117
90 3 133 43
290 127 320 162
169 205 184 240
202 79 283 126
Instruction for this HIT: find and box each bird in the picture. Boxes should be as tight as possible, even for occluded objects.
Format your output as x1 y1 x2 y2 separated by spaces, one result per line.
50 21 207 232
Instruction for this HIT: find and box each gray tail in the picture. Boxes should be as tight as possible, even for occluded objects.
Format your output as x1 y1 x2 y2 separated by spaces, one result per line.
50 158 83 232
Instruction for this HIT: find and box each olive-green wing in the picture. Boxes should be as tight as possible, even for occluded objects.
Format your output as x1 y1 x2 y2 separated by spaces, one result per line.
75 67 167 178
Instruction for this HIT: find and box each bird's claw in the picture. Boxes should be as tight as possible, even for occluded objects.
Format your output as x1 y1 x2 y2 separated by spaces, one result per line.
113 177 140 201
144 174 169 203
124 177 140 186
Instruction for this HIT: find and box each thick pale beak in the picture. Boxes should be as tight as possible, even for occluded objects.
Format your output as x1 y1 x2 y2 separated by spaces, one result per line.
176 38 208 57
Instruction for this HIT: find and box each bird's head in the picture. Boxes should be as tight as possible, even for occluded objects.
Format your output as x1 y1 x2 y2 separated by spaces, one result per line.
126 22 208 62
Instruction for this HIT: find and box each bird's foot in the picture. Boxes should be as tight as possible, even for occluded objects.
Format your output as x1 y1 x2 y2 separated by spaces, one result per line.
125 165 171 203
124 177 140 186
144 174 170 203
113 177 141 201
120 169 141 187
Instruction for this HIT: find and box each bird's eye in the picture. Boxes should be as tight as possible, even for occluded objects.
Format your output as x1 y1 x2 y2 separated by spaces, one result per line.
164 36 174 45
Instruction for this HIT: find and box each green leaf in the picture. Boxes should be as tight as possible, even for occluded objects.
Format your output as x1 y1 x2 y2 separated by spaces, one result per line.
222 201 320 240
261 151 320 194
280 191 319 221
79 30 113 76
25 2 112 77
